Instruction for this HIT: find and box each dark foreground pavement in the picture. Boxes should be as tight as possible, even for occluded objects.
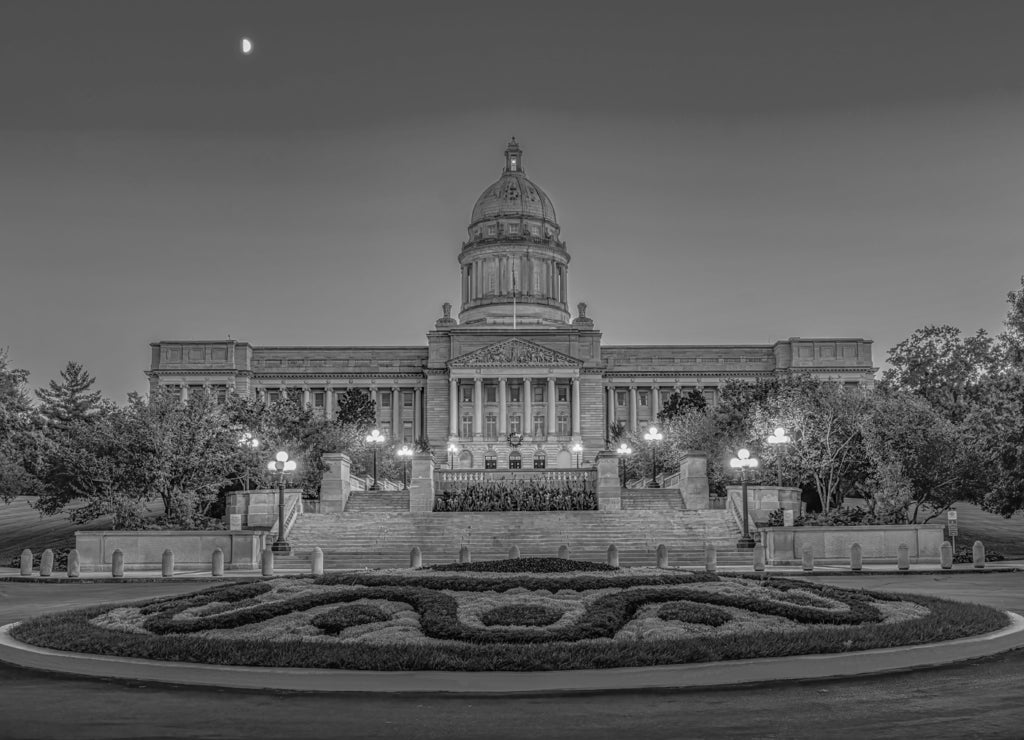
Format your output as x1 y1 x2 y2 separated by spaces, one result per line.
1 575 1023 740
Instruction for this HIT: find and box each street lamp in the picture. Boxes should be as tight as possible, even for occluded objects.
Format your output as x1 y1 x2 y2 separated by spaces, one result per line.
729 448 760 549
397 444 413 489
448 443 459 470
643 425 663 488
616 442 632 488
572 442 583 469
767 426 791 488
365 428 386 490
238 432 259 491
266 450 297 554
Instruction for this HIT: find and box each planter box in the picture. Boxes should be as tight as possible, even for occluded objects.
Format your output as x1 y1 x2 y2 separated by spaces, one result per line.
75 530 267 572
762 524 946 566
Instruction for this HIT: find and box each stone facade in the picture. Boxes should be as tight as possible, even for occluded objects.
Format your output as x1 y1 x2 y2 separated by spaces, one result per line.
146 139 876 469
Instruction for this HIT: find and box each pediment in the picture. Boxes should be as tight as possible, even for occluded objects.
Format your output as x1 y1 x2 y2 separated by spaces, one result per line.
448 339 581 369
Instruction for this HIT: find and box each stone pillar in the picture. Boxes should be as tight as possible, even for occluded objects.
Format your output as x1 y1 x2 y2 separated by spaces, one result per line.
320 452 352 513
679 451 710 509
607 385 615 431
571 376 581 437
523 377 532 436
409 453 435 512
547 376 556 436
414 387 423 441
595 451 622 510
498 377 507 435
629 386 638 432
473 377 483 438
391 386 401 438
651 385 660 420
302 387 310 406
449 377 458 437
325 384 333 417
180 385 189 402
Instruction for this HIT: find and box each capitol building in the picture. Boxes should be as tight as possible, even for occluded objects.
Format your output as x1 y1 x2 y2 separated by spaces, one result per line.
147 139 876 470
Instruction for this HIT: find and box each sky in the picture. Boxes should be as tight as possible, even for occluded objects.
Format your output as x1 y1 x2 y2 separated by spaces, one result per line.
1 0 1023 400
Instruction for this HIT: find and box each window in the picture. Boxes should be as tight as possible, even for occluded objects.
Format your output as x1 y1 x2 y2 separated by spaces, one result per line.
557 413 570 436
485 385 497 403
380 422 391 437
533 384 545 403
510 156 518 172
509 451 522 470
461 414 473 438
533 415 546 437
639 391 649 407
402 421 413 443
487 225 497 236
485 413 497 439
530 225 539 236
461 385 473 403
313 391 325 408
508 223 519 234
533 453 546 469
510 385 521 403
616 390 627 407
267 390 280 403
661 391 672 407
403 391 414 407
485 451 497 470
509 414 522 434
557 385 568 403
381 391 391 408
215 387 228 405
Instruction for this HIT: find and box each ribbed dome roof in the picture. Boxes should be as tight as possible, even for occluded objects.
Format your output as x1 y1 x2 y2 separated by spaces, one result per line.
469 139 558 227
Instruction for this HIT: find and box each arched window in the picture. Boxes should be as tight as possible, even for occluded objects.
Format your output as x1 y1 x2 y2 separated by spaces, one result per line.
533 451 547 469
509 451 522 470
556 449 572 469
484 450 497 470
458 450 473 469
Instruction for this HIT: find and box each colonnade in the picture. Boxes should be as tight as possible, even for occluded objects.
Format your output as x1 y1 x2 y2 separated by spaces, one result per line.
448 375 581 439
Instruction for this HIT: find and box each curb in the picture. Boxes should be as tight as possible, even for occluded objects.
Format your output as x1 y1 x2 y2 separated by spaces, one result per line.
2 613 1023 694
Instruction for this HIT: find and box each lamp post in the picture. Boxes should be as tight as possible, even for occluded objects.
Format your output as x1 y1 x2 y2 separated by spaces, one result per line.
448 443 459 470
643 425 663 487
397 444 413 489
616 442 632 488
572 442 583 469
365 428 386 490
238 432 259 491
766 426 791 488
266 450 297 554
729 448 759 549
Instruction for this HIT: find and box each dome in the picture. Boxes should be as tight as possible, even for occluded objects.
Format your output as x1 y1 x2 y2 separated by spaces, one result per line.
469 139 557 227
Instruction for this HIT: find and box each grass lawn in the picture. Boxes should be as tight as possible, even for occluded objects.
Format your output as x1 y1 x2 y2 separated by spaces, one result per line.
949 502 1024 558
12 563 1009 672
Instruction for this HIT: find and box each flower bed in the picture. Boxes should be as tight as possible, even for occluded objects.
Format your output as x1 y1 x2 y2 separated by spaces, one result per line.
11 569 1008 672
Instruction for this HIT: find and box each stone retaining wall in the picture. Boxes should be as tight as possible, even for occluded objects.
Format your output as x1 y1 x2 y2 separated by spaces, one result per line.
762 524 946 565
74 531 266 572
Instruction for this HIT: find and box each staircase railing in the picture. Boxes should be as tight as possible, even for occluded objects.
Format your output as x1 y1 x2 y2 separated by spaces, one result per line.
726 488 760 543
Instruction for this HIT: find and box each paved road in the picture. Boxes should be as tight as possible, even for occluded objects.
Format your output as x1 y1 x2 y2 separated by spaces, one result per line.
1 575 1023 740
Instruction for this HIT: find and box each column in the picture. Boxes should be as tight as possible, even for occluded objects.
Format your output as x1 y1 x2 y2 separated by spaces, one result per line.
391 385 401 439
498 377 507 436
523 377 532 436
180 384 189 402
414 387 423 442
651 384 660 424
629 386 638 432
325 383 333 417
302 387 310 406
473 377 483 437
547 376 556 435
571 376 581 437
449 378 458 437
607 385 615 429
461 266 467 304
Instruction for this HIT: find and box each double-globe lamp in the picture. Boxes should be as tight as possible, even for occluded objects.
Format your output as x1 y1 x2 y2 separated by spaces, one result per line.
397 444 414 489
766 426 791 487
616 442 633 488
266 450 297 554
572 442 583 469
643 425 663 487
729 448 759 549
365 429 386 490
448 443 459 470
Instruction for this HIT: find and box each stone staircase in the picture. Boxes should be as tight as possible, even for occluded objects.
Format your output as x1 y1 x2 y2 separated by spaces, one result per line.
279 509 753 569
343 490 410 513
620 488 684 511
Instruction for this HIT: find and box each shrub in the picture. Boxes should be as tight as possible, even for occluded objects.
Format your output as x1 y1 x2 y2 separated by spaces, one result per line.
657 601 733 627
428 557 616 574
311 604 389 635
785 507 901 527
481 604 564 627
434 480 596 512
952 545 1006 564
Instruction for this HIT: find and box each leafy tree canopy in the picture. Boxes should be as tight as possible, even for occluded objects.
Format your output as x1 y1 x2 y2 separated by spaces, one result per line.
35 361 104 429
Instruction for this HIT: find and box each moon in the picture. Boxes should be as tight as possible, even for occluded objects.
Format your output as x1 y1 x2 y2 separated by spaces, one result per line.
241 37 253 55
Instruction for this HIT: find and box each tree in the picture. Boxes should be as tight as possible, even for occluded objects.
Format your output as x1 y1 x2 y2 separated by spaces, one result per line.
336 389 376 430
35 361 103 429
1002 275 1024 369
969 372 1024 517
0 349 44 503
657 389 707 423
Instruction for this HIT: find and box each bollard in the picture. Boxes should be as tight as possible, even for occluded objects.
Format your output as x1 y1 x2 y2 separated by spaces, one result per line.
558 544 570 560
111 549 124 578
311 546 324 575
973 541 986 569
508 544 521 560
162 549 174 578
940 541 953 570
897 543 910 571
607 544 619 568
802 545 814 572
261 548 275 576
19 549 32 577
458 545 471 564
67 549 81 578
656 544 668 568
39 549 54 578
211 547 224 577
705 543 717 574
850 543 863 572
410 546 422 569
752 542 765 572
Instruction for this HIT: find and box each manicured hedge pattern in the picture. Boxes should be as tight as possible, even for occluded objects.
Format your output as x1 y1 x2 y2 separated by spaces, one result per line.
429 557 616 573
311 605 390 635
657 602 733 627
480 604 565 627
